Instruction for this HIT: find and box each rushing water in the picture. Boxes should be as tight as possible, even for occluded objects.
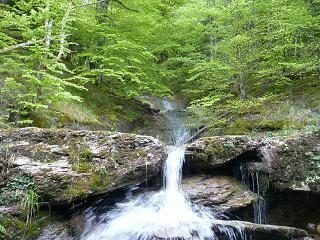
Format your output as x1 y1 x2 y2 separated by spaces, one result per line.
80 99 245 240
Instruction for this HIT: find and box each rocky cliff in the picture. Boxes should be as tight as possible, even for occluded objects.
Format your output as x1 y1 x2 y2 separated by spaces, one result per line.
0 127 166 206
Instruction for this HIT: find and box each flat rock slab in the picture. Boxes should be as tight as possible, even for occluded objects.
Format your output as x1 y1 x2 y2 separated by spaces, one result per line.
212 220 308 240
182 175 258 212
0 127 166 205
153 220 308 240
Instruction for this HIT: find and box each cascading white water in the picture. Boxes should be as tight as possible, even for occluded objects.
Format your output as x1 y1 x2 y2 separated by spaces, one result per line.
81 99 244 240
239 163 269 224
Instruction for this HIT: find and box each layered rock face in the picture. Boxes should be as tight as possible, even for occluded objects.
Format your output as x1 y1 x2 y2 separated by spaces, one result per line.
185 135 255 170
0 127 166 205
182 175 258 213
186 130 320 193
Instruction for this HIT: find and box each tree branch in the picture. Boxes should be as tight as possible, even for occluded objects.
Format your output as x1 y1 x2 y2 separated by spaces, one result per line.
184 125 209 143
0 40 38 54
0 35 71 54
73 0 105 9
113 0 139 12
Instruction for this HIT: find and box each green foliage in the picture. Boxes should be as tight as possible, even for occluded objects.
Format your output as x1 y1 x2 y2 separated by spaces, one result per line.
20 189 40 226
158 0 320 134
0 175 40 232
306 152 320 185
0 0 171 126
0 0 89 125
0 0 319 131
0 223 6 237
0 175 35 205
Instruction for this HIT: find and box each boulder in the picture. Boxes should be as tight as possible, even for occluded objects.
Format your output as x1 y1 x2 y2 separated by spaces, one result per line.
212 220 308 240
259 131 320 192
0 127 166 205
185 136 256 171
185 130 320 193
182 175 258 212
153 220 308 240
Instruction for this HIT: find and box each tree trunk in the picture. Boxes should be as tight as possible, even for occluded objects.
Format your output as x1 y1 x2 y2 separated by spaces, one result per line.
97 0 109 12
44 19 53 57
238 48 246 99
57 1 73 60
239 71 246 100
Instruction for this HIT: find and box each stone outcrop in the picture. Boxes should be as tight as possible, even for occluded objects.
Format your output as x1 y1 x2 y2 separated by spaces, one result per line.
0 127 166 205
182 175 258 212
185 130 320 193
185 135 256 171
212 220 308 240
154 220 308 240
260 131 320 192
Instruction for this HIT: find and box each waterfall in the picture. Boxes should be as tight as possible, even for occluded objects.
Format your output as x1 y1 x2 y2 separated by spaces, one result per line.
239 163 269 224
81 99 244 240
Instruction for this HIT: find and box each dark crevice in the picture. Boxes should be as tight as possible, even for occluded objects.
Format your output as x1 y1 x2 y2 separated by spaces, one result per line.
183 149 262 177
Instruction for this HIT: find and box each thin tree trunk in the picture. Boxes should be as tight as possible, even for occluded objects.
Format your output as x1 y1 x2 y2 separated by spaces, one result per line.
97 0 109 12
44 19 53 57
239 71 246 100
238 48 246 99
209 16 214 60
36 19 53 103
57 1 73 60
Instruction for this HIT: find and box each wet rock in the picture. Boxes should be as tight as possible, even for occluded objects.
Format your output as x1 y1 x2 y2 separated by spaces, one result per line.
212 220 309 240
0 127 166 205
185 136 256 171
37 223 74 240
307 223 320 235
259 131 320 192
153 220 308 240
185 130 320 193
153 228 196 240
182 175 258 212
0 206 21 216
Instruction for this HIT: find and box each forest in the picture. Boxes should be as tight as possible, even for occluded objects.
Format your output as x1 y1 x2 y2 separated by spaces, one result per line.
0 0 319 134
1 0 320 239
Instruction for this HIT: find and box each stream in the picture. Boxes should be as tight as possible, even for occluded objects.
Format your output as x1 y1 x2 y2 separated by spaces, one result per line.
79 99 244 239
35 99 319 240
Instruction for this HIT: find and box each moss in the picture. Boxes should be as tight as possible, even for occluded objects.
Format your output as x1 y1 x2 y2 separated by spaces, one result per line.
258 119 285 131
67 138 85 163
224 119 253 135
79 148 92 161
64 171 115 200
69 143 93 173
74 161 91 173
64 179 89 201
88 173 112 192
67 138 94 173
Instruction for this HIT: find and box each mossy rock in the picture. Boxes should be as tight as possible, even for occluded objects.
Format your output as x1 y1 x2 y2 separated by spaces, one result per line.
0 128 166 205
